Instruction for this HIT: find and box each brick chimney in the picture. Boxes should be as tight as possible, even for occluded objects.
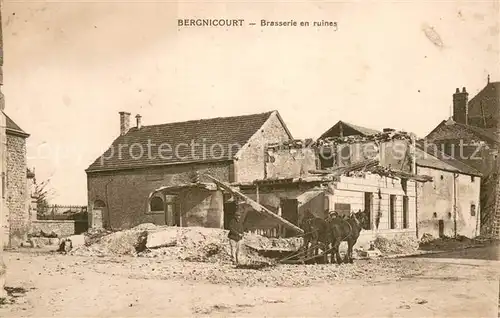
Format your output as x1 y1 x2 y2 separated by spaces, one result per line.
135 114 142 129
119 111 131 136
453 87 469 125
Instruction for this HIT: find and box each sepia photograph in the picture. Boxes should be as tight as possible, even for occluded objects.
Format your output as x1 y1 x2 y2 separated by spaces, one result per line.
0 0 499 317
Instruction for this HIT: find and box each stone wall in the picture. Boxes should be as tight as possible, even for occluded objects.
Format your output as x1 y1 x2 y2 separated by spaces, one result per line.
87 161 232 230
0 112 6 249
31 220 88 237
6 133 29 247
265 147 317 179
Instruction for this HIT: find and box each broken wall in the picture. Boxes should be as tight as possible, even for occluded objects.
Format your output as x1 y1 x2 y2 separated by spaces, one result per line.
265 146 317 179
241 185 326 231
318 139 412 172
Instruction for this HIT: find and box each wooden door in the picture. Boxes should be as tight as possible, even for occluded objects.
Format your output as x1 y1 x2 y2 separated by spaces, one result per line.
438 220 444 238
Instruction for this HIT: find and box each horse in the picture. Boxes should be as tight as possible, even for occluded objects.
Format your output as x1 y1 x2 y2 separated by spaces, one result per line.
299 210 330 263
326 209 370 264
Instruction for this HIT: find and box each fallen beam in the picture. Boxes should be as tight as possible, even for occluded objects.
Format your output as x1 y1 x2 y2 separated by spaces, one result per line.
204 174 304 235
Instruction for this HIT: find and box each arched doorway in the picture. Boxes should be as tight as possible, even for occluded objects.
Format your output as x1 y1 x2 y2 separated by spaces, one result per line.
92 199 106 229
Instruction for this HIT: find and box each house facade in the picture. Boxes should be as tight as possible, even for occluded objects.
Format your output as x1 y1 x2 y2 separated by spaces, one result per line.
426 81 500 237
415 144 482 238
86 110 293 230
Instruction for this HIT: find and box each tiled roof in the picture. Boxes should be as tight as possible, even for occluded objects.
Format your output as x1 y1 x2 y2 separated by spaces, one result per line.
87 110 281 172
4 113 29 137
415 141 482 176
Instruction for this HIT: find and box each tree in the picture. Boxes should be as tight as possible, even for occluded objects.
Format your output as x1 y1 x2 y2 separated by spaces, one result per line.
33 177 56 218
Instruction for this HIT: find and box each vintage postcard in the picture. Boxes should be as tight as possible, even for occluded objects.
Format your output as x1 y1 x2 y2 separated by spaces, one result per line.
0 0 498 317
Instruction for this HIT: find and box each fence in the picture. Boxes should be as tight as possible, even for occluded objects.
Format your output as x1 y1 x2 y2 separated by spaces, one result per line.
37 204 88 221
248 227 281 238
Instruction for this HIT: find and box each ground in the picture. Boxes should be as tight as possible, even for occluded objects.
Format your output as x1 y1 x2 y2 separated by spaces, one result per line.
0 243 499 317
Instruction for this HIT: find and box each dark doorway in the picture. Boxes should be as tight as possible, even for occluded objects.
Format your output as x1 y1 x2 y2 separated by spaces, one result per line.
438 219 444 238
364 192 372 230
223 201 237 230
280 199 298 238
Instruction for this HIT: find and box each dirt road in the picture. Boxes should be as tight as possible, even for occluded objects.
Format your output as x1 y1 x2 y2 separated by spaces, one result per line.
0 247 498 317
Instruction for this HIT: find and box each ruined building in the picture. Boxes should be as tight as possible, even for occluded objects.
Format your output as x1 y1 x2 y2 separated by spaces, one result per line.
317 121 482 239
426 80 500 237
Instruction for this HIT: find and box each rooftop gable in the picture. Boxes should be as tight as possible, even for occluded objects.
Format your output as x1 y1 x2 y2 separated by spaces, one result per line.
4 113 29 138
318 120 381 139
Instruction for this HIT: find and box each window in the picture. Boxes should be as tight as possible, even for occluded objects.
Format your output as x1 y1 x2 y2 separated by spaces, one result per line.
364 192 373 230
402 196 409 229
94 200 106 209
149 196 164 213
471 176 475 182
471 204 476 216
440 175 444 180
389 195 396 229
320 147 334 169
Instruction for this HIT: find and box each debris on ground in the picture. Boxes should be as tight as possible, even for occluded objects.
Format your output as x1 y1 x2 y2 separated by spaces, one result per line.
69 225 290 265
28 229 60 239
419 233 434 245
373 235 419 255
418 235 483 251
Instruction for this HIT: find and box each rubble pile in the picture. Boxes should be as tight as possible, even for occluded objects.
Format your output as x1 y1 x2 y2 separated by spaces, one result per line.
418 234 484 251
69 224 294 265
315 129 414 147
373 234 419 255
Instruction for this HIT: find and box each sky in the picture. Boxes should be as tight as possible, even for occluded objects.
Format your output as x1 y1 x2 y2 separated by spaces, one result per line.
2 0 499 205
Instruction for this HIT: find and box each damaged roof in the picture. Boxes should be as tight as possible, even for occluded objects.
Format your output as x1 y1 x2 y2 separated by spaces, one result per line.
317 119 481 176
87 110 290 172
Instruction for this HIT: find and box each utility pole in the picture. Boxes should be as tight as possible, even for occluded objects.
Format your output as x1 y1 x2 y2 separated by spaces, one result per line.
0 0 7 298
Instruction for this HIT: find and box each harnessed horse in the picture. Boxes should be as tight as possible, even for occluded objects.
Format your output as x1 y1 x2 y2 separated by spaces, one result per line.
299 210 330 262
326 210 370 264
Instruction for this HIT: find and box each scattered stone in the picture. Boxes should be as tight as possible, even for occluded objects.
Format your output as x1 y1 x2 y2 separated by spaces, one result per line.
415 298 428 304
146 230 177 249
374 235 419 255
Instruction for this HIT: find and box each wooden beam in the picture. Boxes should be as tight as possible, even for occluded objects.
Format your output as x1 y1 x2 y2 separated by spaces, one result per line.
204 174 304 234
256 183 260 204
